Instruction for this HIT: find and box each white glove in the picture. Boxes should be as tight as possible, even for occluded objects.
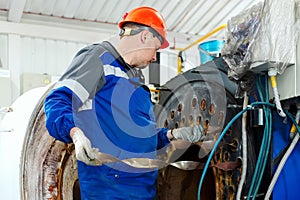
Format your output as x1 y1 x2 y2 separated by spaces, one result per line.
72 129 97 165
172 125 204 143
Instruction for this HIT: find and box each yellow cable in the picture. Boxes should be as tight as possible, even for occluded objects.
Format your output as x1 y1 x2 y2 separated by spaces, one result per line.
270 76 277 88
290 124 297 134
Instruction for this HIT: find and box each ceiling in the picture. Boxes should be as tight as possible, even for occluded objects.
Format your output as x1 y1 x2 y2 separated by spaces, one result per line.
0 0 260 45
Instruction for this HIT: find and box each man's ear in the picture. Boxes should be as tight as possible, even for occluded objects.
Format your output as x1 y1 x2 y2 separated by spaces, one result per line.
140 30 149 44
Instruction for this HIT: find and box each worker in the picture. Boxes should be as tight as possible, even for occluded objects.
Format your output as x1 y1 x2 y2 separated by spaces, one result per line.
44 6 203 199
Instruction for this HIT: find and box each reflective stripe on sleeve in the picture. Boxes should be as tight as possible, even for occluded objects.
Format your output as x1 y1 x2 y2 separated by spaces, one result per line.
54 79 89 103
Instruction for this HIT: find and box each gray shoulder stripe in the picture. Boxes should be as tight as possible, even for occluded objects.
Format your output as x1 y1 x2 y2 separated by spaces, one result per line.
104 64 129 79
54 79 89 103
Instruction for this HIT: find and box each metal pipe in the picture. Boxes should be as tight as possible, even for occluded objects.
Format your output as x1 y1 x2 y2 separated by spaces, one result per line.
175 24 226 52
175 24 226 74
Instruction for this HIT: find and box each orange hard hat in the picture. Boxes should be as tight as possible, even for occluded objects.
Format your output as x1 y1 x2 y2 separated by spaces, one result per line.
118 6 169 49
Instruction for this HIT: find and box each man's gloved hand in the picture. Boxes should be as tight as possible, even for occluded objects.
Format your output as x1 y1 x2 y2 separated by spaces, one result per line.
72 128 97 165
171 125 204 143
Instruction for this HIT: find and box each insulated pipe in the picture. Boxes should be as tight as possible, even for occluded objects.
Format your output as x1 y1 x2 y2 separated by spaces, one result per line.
236 92 248 200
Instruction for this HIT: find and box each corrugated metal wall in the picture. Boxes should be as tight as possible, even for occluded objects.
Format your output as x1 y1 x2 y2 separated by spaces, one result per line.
0 33 89 107
20 36 87 76
0 33 88 75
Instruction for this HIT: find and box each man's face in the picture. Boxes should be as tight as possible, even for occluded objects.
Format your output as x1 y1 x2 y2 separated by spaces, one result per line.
132 31 162 69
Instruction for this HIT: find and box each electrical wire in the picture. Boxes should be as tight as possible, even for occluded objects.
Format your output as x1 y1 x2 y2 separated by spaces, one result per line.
236 92 249 200
268 69 286 118
264 109 300 200
197 107 250 200
197 101 274 200
247 75 272 199
247 77 266 199
247 114 269 199
285 111 300 134
252 105 272 199
252 75 272 199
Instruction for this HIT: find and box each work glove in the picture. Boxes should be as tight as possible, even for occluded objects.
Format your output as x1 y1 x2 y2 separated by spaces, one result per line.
72 129 98 165
172 125 204 143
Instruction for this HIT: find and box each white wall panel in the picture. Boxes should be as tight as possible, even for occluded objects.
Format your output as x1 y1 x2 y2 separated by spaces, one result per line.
34 38 47 73
0 20 110 106
20 36 87 76
20 37 34 73
44 39 56 75
8 34 21 101
0 76 12 107
55 40 70 74
0 34 10 107
0 34 8 68
160 51 178 85
0 0 10 9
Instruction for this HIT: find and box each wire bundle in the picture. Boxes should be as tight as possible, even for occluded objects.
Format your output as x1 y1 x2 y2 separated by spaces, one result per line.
197 73 300 200
197 74 275 200
246 75 272 199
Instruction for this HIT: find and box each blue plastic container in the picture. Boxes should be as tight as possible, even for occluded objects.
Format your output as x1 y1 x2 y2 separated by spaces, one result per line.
199 40 224 64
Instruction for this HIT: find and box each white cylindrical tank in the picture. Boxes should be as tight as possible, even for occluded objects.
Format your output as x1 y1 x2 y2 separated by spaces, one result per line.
0 84 79 199
0 86 50 199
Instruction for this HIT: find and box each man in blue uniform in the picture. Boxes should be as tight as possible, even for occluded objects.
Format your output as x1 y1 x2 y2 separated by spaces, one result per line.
44 6 203 199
